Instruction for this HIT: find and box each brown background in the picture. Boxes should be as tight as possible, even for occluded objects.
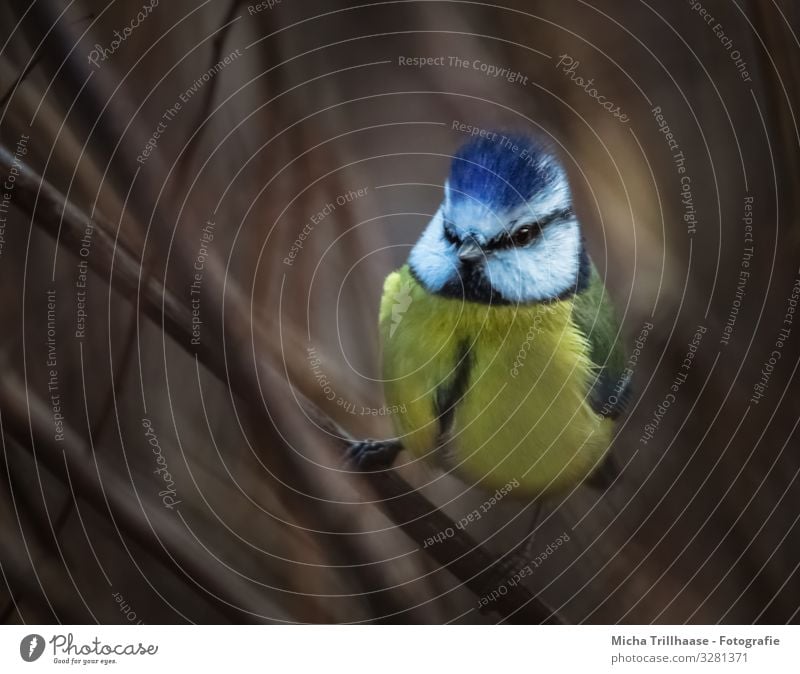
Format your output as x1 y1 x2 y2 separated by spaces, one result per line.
0 0 798 623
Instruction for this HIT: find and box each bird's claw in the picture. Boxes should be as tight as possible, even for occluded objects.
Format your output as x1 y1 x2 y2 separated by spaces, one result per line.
344 439 401 470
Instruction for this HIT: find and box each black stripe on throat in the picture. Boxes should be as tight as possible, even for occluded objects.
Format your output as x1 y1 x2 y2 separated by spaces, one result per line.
435 340 473 439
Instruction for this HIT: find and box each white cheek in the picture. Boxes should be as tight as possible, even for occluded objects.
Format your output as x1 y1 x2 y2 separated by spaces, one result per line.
408 209 459 291
485 220 581 302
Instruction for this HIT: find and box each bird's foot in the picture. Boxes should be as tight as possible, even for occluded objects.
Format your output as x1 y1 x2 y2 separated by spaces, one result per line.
344 438 402 470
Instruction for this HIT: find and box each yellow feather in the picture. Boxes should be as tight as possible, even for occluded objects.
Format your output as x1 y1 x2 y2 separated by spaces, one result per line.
379 265 614 498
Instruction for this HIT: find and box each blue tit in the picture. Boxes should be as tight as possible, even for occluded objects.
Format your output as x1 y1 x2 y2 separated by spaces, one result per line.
347 132 629 498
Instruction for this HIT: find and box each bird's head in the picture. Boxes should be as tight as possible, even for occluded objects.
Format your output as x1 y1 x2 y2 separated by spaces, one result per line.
408 133 587 304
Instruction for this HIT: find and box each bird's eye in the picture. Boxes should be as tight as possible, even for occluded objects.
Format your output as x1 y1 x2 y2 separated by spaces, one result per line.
443 222 459 245
511 224 539 247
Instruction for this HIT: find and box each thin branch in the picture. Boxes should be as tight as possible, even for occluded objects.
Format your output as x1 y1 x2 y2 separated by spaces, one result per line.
0 146 563 623
0 8 97 110
177 0 243 183
0 541 86 623
0 143 412 617
0 370 290 624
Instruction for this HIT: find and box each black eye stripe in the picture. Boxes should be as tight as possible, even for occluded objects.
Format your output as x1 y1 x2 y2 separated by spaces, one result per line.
443 207 573 250
443 221 460 245
481 207 574 250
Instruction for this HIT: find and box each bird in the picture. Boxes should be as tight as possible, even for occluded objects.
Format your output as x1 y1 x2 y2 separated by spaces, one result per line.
347 132 629 502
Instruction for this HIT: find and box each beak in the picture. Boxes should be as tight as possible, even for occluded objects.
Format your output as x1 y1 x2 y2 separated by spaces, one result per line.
457 236 483 262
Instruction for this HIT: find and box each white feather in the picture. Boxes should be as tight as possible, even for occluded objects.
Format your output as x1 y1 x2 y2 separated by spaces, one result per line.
484 218 582 303
407 208 459 291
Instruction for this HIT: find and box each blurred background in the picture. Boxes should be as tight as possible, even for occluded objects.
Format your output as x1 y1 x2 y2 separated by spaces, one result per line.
0 0 798 624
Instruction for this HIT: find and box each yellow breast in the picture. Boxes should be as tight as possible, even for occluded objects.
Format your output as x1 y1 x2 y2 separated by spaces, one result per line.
380 265 613 497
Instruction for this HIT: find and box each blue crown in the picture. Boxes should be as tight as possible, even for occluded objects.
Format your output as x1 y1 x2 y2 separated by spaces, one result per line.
447 133 558 213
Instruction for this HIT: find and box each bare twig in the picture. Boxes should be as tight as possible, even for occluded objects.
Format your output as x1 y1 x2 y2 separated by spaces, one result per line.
1 153 411 620
0 370 291 624
0 540 86 623
7 5 410 616
177 0 243 181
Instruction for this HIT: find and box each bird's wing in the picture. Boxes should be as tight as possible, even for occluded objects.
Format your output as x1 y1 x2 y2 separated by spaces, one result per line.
570 263 630 419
